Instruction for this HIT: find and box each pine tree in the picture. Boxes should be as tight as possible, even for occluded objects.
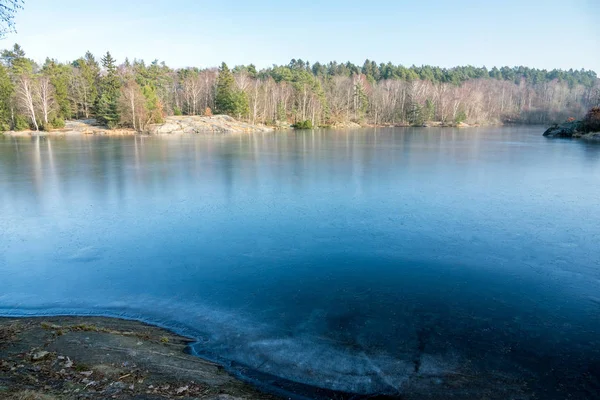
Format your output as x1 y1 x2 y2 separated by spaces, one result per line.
1 43 32 74
214 62 249 119
43 59 71 120
95 52 121 128
72 52 100 119
215 62 235 115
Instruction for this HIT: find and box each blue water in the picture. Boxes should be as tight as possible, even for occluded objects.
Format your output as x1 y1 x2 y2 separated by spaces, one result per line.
1 127 599 398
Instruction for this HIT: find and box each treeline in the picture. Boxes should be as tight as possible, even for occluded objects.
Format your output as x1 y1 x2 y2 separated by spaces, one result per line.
1 44 599 132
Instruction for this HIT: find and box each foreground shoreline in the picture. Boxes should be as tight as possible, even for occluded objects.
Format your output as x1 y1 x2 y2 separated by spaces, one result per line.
0 314 562 400
0 316 276 400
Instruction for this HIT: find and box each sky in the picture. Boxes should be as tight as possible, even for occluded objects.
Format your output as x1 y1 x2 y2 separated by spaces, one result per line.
3 0 600 72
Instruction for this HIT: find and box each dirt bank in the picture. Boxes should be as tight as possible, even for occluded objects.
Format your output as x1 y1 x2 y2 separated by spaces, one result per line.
0 317 276 400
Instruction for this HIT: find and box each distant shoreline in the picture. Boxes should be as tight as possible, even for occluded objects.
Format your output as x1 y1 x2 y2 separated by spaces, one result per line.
0 116 511 137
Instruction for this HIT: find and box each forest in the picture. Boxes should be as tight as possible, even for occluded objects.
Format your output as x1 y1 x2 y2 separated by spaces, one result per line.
0 44 599 132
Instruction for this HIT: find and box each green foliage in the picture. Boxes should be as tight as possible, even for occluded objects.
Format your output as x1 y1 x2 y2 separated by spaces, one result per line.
95 52 121 127
215 62 249 118
95 92 120 128
39 121 52 131
424 99 435 121
354 79 369 119
1 43 34 74
261 58 598 88
454 110 468 124
292 120 313 129
72 52 100 118
0 44 595 131
0 63 14 129
43 59 72 119
215 62 235 115
14 114 29 131
51 116 65 129
232 90 249 119
276 102 286 121
406 103 425 126
142 84 164 124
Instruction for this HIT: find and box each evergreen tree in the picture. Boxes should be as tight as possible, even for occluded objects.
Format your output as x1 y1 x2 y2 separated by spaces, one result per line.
95 52 121 127
424 99 435 121
43 59 71 120
72 52 100 119
1 43 33 74
215 62 234 114
142 84 164 124
0 64 14 130
215 62 247 117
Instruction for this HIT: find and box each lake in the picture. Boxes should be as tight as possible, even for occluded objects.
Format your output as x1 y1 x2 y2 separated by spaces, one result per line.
1 127 599 399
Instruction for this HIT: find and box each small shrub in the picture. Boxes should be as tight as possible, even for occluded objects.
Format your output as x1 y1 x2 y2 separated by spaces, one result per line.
292 120 313 129
51 117 65 129
454 110 467 124
14 115 30 131
173 106 182 116
204 107 213 117
160 336 169 343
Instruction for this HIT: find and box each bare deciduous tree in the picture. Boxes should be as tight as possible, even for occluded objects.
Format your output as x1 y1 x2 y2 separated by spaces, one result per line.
16 74 38 131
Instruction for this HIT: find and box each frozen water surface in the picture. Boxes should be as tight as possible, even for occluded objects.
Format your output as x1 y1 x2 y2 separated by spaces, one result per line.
1 127 599 398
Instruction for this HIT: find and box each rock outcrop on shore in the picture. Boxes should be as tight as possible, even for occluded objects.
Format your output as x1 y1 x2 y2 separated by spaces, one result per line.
543 121 585 138
148 115 274 134
0 317 275 400
543 121 600 140
544 108 600 140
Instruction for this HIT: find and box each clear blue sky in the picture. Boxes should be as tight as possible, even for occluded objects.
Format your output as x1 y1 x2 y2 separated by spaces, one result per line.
5 0 600 72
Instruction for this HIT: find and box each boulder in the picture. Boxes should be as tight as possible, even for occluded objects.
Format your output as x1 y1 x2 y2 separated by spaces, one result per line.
543 121 583 138
31 350 50 361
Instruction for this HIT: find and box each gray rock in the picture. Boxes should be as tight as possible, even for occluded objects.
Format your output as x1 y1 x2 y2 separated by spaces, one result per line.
31 350 50 361
543 121 583 138
148 115 273 134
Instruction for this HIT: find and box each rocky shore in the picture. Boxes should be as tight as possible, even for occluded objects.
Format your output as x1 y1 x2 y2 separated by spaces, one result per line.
0 316 553 400
148 116 274 135
543 121 600 140
0 317 275 400
543 108 600 140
